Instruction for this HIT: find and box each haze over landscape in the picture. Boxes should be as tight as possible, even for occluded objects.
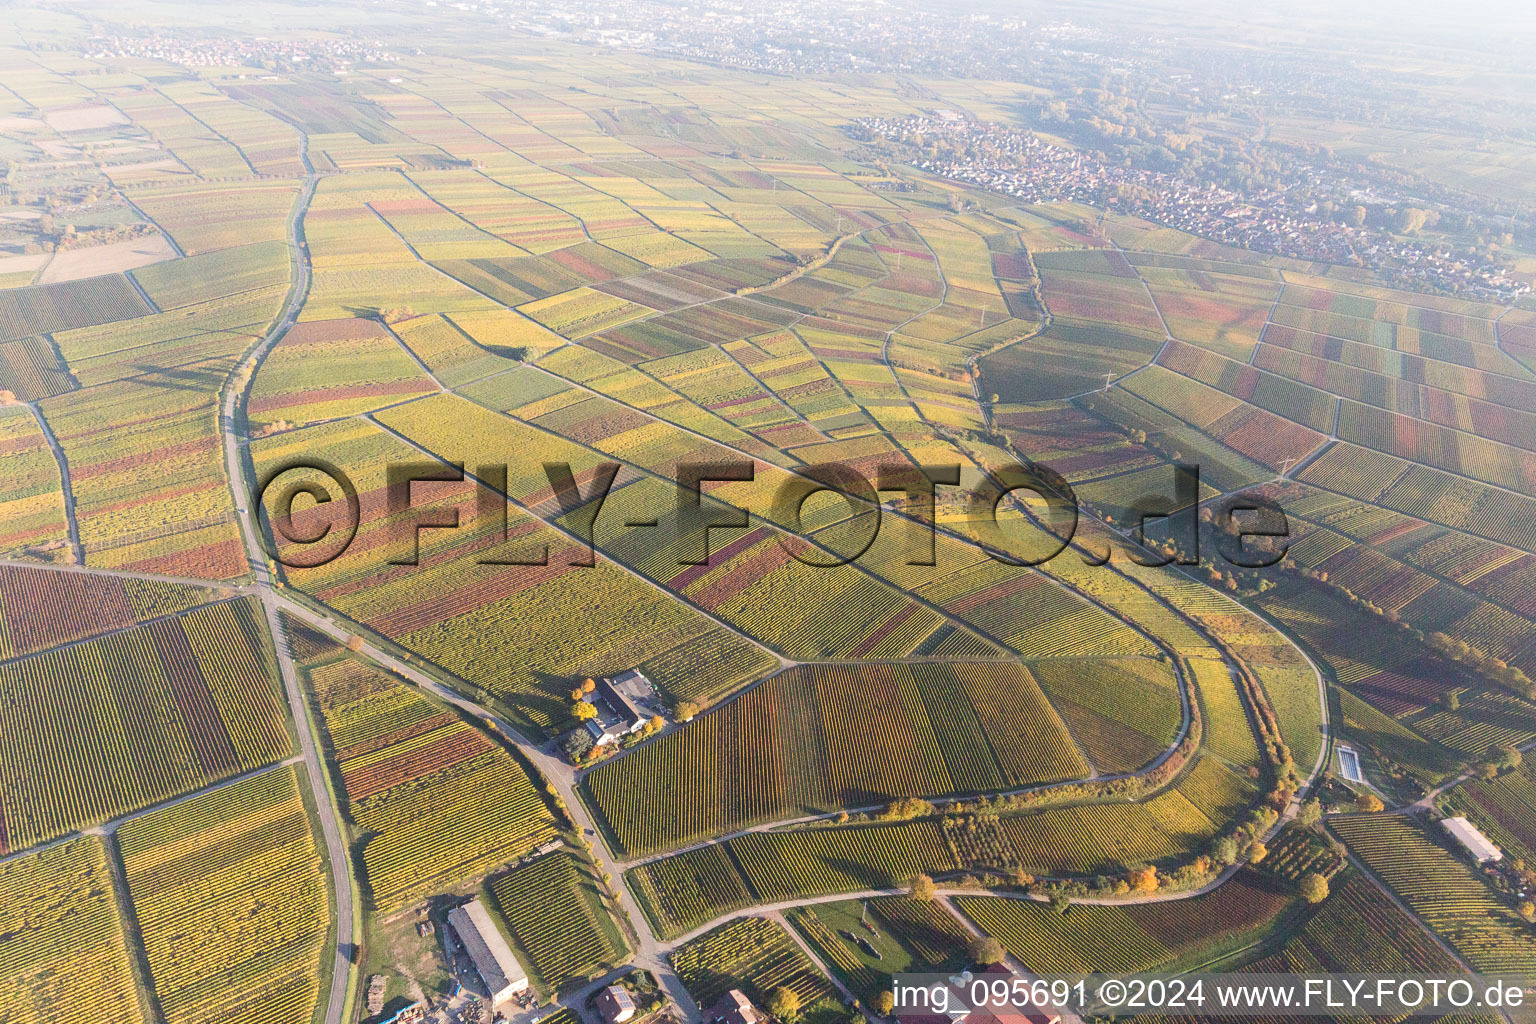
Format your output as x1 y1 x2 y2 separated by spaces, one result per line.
1 4 1535 1024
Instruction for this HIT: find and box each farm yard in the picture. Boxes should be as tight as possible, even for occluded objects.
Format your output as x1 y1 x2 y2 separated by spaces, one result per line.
0 16 1531 1024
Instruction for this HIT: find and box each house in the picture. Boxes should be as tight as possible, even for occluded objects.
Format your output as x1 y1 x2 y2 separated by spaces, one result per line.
608 668 657 705
596 985 637 1024
583 674 650 746
1441 816 1501 864
707 991 764 1024
446 899 529 1004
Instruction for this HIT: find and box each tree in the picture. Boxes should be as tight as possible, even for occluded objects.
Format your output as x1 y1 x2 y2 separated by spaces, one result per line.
767 987 800 1020
561 728 594 763
582 678 597 694
1347 205 1367 227
1049 891 1071 915
676 699 700 720
0 389 16 406
1298 871 1330 904
1127 866 1158 894
1356 792 1385 813
1212 836 1238 866
1248 841 1268 865
1297 799 1323 829
968 936 1005 966
346 635 364 653
909 874 937 902
882 797 935 822
572 700 597 721
1442 689 1460 712
1518 901 1535 924
875 991 895 1016
1497 745 1522 771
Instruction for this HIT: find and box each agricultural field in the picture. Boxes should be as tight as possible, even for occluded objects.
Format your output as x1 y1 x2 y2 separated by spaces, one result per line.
1 8 1532 1008
955 870 1291 974
785 896 970 1004
585 662 1090 857
488 851 631 993
0 837 144 1024
117 765 330 1024
247 317 437 429
1442 759 1536 870
1330 814 1536 980
293 624 561 910
0 597 292 852
671 916 835 1011
0 406 70 558
1241 870 1462 974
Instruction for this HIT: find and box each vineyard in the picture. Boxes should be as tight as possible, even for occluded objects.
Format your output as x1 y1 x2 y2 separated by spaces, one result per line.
1259 824 1345 884
1330 814 1536 980
247 316 436 429
302 646 560 910
1244 871 1462 974
255 409 773 734
955 870 1290 974
0 597 291 852
627 844 757 940
117 765 329 1024
671 917 833 1010
787 896 972 1004
584 662 1089 857
2 37 1533 1023
0 837 143 1024
1451 760 1536 864
0 410 69 557
488 851 630 992
0 564 212 660
627 750 1261 937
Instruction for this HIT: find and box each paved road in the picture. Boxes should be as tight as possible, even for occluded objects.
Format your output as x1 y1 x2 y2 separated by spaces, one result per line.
216 170 360 1024
265 594 704 1022
23 402 84 565
51 158 1340 1024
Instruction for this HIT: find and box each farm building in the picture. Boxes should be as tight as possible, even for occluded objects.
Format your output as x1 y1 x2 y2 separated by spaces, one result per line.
609 668 657 705
597 985 637 1024
584 674 650 746
707 990 764 1024
1441 816 1501 864
446 898 529 1004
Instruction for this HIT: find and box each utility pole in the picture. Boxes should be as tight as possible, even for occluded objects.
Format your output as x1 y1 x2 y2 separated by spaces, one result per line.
1102 372 1115 391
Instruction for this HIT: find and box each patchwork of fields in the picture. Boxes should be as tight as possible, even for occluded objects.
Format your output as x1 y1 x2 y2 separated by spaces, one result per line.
0 25 1531 1024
